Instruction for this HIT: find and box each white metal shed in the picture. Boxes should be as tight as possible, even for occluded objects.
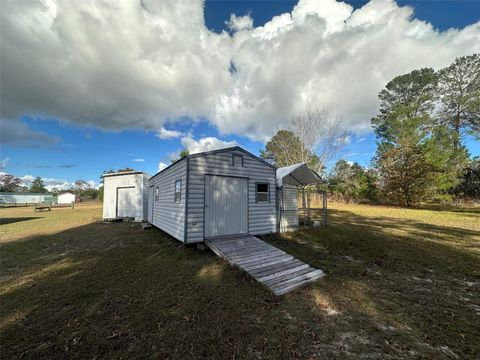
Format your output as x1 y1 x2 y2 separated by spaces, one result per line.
102 171 150 222
148 147 277 243
58 192 77 204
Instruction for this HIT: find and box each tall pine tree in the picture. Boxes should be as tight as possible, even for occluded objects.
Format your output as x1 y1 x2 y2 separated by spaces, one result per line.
437 54 480 149
372 68 467 206
30 177 47 193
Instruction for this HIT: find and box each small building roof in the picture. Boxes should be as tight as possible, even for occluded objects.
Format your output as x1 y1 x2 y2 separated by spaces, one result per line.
102 171 151 178
276 163 323 187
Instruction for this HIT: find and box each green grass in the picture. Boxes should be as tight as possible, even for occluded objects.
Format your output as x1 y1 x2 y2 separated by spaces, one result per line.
1 203 479 359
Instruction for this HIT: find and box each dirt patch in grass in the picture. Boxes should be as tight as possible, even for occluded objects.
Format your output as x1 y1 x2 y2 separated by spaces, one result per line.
1 203 479 359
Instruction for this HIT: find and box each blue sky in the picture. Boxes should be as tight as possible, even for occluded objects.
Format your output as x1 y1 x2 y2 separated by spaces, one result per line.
1 0 479 189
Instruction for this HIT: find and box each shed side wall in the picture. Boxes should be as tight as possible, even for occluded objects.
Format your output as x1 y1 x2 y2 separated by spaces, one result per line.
103 174 144 221
186 149 276 243
58 193 76 204
149 160 187 241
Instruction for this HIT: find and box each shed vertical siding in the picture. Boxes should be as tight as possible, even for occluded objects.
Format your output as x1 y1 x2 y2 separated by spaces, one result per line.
186 149 276 243
149 159 187 241
279 184 299 231
102 174 145 221
147 185 154 223
142 173 150 221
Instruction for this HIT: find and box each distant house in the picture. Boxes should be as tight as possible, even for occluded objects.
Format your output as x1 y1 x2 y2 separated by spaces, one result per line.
0 192 56 204
58 191 78 204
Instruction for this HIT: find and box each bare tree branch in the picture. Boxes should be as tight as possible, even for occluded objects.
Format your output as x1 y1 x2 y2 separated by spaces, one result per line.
287 107 349 171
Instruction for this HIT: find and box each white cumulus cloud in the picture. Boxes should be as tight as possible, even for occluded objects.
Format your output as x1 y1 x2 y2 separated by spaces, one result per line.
181 136 237 154
0 0 478 143
0 158 9 170
132 158 145 162
227 14 254 32
18 174 98 191
158 161 168 172
157 127 183 139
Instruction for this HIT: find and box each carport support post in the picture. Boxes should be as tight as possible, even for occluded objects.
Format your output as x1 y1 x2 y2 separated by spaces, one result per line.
301 187 306 228
323 191 328 226
306 190 311 222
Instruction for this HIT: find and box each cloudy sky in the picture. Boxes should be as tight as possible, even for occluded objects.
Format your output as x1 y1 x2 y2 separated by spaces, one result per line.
1 0 479 190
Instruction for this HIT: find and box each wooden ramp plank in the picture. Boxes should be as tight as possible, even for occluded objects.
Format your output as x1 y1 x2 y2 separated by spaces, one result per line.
205 235 324 296
272 271 325 296
249 259 304 277
257 264 310 283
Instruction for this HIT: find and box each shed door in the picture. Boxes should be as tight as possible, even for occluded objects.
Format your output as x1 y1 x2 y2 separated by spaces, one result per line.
117 187 136 218
205 175 248 238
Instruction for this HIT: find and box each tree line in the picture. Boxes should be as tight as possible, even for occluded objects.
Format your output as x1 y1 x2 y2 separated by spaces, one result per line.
0 174 101 200
261 54 479 207
0 168 143 202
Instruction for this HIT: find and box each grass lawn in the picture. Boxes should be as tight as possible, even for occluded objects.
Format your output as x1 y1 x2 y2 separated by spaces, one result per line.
1 203 479 359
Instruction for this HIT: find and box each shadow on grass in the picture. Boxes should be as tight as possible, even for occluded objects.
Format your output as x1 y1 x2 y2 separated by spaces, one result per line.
287 208 479 277
0 217 41 225
1 212 479 359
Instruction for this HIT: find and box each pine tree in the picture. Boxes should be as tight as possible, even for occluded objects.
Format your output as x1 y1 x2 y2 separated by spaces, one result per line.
437 54 480 149
30 177 47 193
372 68 467 206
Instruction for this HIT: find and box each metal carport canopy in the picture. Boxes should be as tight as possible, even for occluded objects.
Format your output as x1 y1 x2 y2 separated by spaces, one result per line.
276 163 323 187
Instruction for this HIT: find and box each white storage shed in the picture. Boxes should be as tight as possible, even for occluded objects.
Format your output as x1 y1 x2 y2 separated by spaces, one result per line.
102 171 150 221
58 192 77 204
148 147 277 243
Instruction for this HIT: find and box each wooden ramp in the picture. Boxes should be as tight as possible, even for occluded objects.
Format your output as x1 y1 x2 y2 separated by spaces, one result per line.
205 235 324 296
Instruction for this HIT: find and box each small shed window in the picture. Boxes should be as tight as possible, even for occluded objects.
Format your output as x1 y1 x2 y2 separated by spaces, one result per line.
155 187 160 201
232 154 243 167
256 183 269 203
174 179 182 203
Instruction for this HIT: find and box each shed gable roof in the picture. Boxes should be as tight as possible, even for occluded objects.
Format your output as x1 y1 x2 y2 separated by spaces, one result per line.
150 146 275 180
102 171 150 178
186 146 275 169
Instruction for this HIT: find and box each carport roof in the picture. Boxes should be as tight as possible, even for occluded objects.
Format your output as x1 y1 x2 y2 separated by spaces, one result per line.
276 163 323 187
